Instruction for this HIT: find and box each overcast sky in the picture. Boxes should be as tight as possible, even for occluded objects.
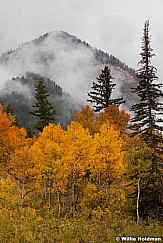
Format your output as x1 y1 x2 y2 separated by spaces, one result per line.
0 0 163 77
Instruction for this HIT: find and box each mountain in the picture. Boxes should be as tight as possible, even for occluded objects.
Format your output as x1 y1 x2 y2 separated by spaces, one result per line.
0 31 137 128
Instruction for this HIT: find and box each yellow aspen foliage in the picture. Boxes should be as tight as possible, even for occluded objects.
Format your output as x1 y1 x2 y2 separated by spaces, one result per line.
81 183 105 208
26 123 68 211
31 125 63 176
62 121 94 213
0 176 22 209
9 146 42 208
32 138 67 194
91 124 125 184
63 121 93 177
38 123 65 145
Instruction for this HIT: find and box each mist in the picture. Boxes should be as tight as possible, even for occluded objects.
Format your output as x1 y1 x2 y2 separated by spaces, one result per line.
0 28 162 128
0 78 32 101
0 31 134 106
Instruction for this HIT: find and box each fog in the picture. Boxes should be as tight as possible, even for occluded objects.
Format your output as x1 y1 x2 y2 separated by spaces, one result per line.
0 30 136 108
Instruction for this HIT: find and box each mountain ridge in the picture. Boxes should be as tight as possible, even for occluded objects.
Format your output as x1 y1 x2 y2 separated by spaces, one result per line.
0 31 136 77
0 31 138 129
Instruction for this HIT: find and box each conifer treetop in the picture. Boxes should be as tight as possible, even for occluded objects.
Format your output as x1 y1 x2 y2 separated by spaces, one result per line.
130 20 163 148
31 78 56 132
87 66 124 112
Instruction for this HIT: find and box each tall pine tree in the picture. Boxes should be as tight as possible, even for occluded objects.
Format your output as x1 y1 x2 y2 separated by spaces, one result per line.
31 79 56 132
130 20 163 221
130 20 163 147
87 66 124 112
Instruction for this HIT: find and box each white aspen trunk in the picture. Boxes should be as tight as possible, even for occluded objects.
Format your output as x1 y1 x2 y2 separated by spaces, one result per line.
137 177 140 225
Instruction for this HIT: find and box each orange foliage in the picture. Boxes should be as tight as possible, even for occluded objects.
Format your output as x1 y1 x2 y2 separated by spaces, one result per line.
0 104 27 168
74 105 97 135
96 104 130 133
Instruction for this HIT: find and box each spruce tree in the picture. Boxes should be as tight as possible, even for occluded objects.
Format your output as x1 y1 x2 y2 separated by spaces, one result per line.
31 79 56 132
87 66 124 112
130 20 163 221
130 20 163 147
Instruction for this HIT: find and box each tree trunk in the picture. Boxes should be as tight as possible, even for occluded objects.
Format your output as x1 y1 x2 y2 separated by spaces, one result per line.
137 177 140 225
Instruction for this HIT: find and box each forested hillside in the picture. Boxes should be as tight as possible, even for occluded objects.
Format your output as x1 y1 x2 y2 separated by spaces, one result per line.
0 72 79 129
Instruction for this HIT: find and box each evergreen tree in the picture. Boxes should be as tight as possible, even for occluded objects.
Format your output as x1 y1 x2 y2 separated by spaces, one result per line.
87 66 124 112
31 79 56 132
130 20 163 221
130 20 163 148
